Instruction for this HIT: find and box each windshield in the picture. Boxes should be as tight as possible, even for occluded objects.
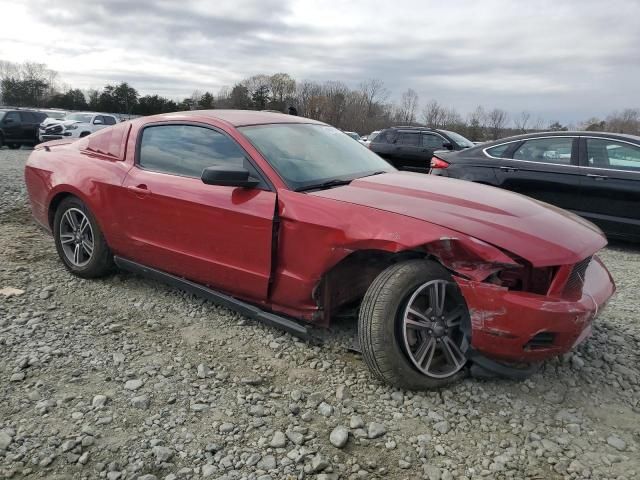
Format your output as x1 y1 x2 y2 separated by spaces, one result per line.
65 113 93 123
440 130 474 148
239 123 394 191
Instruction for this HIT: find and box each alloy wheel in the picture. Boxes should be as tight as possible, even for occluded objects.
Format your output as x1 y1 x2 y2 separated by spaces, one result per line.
401 279 468 378
59 208 94 267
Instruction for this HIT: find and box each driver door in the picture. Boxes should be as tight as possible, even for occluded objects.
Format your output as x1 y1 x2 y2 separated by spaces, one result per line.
119 123 276 300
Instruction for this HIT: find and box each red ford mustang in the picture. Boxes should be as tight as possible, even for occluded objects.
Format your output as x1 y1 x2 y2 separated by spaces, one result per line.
25 110 615 389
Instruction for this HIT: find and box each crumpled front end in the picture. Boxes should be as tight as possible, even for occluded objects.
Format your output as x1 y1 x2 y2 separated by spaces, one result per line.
455 255 615 363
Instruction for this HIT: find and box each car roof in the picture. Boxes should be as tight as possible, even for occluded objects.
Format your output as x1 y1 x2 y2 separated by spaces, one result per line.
480 131 640 148
145 109 325 127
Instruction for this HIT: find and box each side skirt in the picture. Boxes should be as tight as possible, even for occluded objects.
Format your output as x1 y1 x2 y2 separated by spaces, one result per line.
113 256 316 342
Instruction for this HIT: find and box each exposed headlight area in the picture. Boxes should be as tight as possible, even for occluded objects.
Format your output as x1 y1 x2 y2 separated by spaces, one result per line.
65 124 79 130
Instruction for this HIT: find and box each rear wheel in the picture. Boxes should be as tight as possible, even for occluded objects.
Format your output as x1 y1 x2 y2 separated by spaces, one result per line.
53 197 113 278
358 259 470 389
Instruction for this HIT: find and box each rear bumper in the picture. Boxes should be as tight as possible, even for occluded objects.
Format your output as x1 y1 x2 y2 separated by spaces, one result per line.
456 255 615 362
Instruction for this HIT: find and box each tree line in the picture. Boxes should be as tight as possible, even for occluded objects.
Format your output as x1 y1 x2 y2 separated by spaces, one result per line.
1 60 638 140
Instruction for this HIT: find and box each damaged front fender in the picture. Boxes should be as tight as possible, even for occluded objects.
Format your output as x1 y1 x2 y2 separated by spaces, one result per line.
423 236 520 282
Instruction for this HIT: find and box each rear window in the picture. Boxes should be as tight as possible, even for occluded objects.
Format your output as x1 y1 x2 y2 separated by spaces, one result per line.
441 130 474 148
103 116 117 125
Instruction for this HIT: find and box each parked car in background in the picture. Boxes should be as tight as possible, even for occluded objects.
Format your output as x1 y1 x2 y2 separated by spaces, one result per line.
370 126 474 172
0 109 48 149
39 112 118 142
362 130 380 147
344 131 367 145
25 110 615 389
430 131 640 241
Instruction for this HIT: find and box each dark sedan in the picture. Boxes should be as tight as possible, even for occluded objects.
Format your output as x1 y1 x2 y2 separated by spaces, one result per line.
430 131 640 241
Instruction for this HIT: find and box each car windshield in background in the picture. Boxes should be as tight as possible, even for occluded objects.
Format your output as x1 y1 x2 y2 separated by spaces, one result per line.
345 132 360 140
441 130 475 148
65 113 93 123
240 123 394 191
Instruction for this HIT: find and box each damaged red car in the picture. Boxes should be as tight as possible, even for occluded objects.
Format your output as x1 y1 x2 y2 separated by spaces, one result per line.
24 110 616 389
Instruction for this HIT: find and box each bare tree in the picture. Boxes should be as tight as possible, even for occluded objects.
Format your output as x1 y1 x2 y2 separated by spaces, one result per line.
466 106 486 141
398 88 419 124
606 108 640 135
514 111 531 133
269 73 296 110
487 108 509 140
359 79 389 117
421 100 443 128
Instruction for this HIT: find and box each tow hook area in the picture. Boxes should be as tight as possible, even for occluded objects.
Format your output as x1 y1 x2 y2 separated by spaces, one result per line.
466 348 538 380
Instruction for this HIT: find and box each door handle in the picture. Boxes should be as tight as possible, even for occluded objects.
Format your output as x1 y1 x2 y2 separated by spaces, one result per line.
127 184 150 197
586 173 608 181
500 166 519 172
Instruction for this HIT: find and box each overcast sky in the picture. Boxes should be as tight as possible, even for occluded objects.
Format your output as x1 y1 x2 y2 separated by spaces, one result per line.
1 0 638 124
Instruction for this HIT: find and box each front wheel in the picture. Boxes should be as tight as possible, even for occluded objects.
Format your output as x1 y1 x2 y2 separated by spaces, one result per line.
53 197 113 278
358 259 470 389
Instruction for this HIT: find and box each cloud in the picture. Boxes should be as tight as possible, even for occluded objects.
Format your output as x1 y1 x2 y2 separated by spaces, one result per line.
1 0 639 122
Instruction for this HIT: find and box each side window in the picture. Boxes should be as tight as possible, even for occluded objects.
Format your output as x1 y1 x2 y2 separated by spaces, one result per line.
421 134 446 149
103 116 117 125
4 112 20 123
513 138 573 164
19 112 35 122
587 138 640 171
93 116 104 124
139 125 247 178
485 143 512 158
397 132 420 146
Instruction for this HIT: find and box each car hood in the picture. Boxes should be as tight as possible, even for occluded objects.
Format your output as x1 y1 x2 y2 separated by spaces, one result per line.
311 172 606 266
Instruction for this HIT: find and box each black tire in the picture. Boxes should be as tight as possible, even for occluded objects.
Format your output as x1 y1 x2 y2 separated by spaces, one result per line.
8 143 20 149
0 135 4 148
358 259 469 390
53 196 113 278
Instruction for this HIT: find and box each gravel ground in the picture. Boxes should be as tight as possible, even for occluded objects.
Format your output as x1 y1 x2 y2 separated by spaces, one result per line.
1 146 639 480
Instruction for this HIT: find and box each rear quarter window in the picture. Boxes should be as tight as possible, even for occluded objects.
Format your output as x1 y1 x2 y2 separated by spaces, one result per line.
485 143 512 158
372 130 392 144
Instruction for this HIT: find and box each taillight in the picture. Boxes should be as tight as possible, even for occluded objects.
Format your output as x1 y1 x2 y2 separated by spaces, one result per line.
430 157 449 169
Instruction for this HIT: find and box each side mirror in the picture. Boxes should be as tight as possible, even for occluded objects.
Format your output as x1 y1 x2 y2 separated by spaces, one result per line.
201 166 259 188
93 119 103 125
442 142 454 150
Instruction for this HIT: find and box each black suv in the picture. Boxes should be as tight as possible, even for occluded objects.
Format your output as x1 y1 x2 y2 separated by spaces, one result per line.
0 109 48 149
370 126 474 172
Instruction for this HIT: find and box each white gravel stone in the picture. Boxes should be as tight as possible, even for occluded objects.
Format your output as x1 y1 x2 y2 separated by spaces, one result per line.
367 422 386 439
607 435 626 451
329 425 349 448
270 431 286 448
92 394 108 408
124 379 143 391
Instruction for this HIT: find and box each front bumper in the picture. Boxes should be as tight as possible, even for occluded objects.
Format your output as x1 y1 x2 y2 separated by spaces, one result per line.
39 134 65 142
456 255 615 363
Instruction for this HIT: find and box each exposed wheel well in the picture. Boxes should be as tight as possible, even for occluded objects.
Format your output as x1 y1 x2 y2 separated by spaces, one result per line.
313 249 426 325
79 131 91 138
48 192 74 228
